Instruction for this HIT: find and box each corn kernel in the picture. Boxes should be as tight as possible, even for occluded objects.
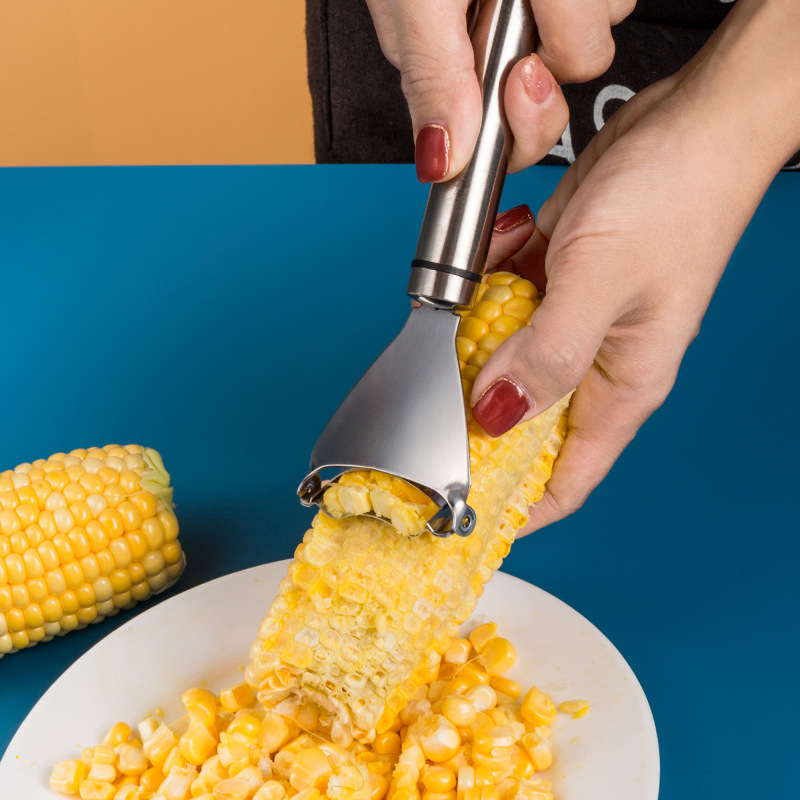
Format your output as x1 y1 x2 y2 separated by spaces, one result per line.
558 699 589 718
219 682 256 713
50 759 89 794
520 688 556 728
444 639 471 665
422 766 457 793
441 696 477 729
372 730 401 755
418 715 461 763
479 638 516 675
464 685 497 713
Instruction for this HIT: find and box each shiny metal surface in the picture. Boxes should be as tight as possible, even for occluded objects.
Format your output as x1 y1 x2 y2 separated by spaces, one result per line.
300 0 535 535
298 305 474 536
407 0 535 306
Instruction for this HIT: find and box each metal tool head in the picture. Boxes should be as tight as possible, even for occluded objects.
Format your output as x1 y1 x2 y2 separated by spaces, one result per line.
298 303 475 537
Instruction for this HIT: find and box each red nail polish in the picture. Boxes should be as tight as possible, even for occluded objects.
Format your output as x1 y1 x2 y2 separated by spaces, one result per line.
494 205 534 233
472 377 530 438
415 124 450 182
520 55 554 105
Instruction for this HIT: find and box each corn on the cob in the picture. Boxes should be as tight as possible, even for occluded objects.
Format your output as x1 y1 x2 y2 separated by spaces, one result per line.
0 445 183 656
245 272 571 742
52 620 579 800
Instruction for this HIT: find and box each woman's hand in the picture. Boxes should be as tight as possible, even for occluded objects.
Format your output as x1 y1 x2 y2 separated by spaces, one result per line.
471 0 800 535
366 0 634 181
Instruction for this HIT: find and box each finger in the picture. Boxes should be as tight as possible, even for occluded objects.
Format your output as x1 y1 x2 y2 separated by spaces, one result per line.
366 0 401 65
533 0 616 84
470 243 624 436
608 0 636 26
389 0 481 182
486 205 536 269
504 55 571 173
517 358 673 536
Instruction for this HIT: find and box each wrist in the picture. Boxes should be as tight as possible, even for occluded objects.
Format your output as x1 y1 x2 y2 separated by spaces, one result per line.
673 0 800 179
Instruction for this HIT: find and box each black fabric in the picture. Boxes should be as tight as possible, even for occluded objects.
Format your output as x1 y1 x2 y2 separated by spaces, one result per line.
305 0 800 170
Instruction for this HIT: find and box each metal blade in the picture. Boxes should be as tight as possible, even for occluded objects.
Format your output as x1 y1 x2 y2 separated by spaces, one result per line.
298 304 474 536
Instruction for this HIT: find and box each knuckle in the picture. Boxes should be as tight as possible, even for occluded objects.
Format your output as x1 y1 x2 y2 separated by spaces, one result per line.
544 36 615 84
539 337 588 390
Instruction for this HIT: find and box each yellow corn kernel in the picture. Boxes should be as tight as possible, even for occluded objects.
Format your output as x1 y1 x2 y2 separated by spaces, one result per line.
456 662 491 686
423 792 457 800
519 732 553 771
50 759 89 794
417 715 461 763
558 699 589 718
91 745 116 766
472 725 514 758
182 688 218 727
444 639 471 666
257 712 291 754
87 762 116 783
289 747 332 791
372 730 401 755
520 688 556 728
178 720 218 766
457 316 489 343
421 766 457 793
479 638 516 675
156 765 198 800
441 696 477 729
138 716 160 741
481 285 515 305
142 723 177 771
369 772 390 800
219 682 256 713
485 272 517 287
116 742 147 776
456 765 475 800
509 745 535 781
78 780 116 800
227 710 263 739
464 685 497 713
253 781 288 800
489 677 521 701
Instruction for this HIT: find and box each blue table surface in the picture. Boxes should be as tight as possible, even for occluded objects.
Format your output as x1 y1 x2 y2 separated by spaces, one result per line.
1 164 798 799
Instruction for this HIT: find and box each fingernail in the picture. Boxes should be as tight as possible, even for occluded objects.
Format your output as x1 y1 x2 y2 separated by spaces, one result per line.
472 377 530 438
520 55 554 105
415 123 450 182
494 204 534 233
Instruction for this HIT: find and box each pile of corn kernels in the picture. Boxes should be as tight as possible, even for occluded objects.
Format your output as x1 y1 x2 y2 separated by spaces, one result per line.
50 621 587 800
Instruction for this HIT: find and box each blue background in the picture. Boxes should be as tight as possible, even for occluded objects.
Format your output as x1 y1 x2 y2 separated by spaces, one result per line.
1 165 798 798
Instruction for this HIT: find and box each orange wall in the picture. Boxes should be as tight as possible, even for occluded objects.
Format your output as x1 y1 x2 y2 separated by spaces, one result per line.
0 1 314 166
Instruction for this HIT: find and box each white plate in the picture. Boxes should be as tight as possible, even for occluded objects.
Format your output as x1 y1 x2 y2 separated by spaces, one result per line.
0 561 659 799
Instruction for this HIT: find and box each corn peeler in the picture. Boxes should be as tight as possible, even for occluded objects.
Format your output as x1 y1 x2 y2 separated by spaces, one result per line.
298 0 535 536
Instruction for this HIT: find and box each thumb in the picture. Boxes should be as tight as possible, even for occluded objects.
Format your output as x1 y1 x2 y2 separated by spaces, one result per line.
470 271 615 436
392 0 482 182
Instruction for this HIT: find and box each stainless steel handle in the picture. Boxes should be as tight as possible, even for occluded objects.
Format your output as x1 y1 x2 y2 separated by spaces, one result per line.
407 0 536 308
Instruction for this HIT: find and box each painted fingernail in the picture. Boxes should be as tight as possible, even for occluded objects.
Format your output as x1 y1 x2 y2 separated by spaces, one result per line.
494 204 534 233
520 54 554 105
472 377 530 438
415 123 450 182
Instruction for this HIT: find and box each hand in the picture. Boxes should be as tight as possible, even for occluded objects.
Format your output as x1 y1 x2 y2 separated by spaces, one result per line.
366 0 634 181
470 0 800 535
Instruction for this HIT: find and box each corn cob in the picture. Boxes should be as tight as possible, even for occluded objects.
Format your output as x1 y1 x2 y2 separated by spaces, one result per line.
245 272 571 742
0 445 184 656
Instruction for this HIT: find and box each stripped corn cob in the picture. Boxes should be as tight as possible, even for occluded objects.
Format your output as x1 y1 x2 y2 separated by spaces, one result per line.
246 272 571 742
52 620 577 800
0 445 184 656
